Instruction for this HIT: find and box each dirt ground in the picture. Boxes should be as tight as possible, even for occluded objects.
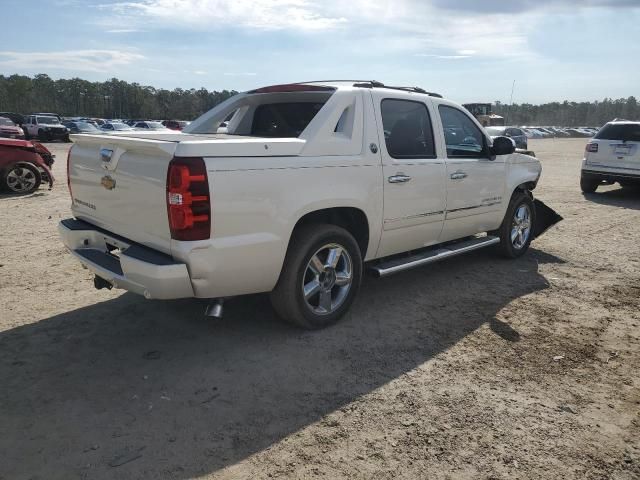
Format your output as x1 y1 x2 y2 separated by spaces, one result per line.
0 138 638 480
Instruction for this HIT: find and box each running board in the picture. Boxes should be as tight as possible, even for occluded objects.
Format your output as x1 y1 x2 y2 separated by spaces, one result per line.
370 235 500 278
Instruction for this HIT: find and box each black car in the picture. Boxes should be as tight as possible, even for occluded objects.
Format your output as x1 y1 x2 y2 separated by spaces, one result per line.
485 126 528 150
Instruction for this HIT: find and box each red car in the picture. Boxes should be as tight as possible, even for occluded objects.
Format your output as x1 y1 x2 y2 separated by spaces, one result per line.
0 116 25 139
0 138 54 194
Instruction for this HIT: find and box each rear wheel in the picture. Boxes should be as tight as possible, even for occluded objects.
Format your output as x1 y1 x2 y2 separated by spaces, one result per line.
580 174 599 193
2 163 41 194
496 191 535 259
270 224 362 329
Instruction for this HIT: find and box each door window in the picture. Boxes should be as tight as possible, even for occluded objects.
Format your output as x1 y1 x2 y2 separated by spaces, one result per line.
438 105 485 157
381 99 435 159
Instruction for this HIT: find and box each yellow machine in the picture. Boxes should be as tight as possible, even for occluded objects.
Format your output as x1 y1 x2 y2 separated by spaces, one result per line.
462 103 505 127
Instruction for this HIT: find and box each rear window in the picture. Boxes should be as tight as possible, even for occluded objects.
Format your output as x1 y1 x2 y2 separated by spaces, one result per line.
595 123 640 142
251 102 325 137
0 117 14 126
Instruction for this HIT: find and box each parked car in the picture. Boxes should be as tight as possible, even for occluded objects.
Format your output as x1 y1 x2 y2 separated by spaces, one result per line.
162 120 190 130
0 112 25 126
59 80 561 329
0 138 54 193
31 112 62 121
63 121 103 134
485 126 528 149
100 122 135 133
0 117 25 139
581 120 640 193
22 115 70 142
133 121 172 131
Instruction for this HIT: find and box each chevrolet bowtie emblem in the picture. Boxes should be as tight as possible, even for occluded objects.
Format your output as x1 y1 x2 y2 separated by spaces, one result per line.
101 175 116 190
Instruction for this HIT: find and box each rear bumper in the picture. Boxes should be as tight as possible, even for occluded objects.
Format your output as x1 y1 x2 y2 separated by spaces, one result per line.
58 218 194 299
582 168 640 183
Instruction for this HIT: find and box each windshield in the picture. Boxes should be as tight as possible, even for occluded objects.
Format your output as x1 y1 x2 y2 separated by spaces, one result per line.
146 122 165 129
37 116 60 125
0 117 15 126
111 123 133 130
485 127 505 136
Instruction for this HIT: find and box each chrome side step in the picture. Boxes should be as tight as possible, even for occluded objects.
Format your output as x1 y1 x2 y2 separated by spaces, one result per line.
370 235 500 278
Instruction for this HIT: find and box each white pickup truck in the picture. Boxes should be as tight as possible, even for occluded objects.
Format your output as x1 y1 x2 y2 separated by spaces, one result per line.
59 81 560 329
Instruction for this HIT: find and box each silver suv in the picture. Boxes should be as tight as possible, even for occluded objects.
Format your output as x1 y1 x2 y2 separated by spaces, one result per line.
581 121 640 193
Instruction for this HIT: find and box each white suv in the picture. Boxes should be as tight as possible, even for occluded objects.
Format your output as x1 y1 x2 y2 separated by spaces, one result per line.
581 121 640 192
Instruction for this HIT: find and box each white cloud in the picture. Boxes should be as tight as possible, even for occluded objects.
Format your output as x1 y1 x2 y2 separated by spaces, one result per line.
223 72 258 76
0 50 144 72
106 28 144 33
107 0 347 31
414 54 472 60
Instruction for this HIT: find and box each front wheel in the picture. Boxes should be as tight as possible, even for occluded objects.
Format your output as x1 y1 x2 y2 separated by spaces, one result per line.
496 192 535 258
270 224 363 329
2 163 42 194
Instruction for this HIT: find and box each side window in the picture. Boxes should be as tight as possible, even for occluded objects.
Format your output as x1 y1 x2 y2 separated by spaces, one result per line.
381 99 435 159
438 105 485 157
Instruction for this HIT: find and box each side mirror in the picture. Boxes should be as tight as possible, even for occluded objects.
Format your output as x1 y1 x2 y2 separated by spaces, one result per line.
491 136 516 156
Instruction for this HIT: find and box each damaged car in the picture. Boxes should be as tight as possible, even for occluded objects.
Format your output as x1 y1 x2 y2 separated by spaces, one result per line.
0 138 54 194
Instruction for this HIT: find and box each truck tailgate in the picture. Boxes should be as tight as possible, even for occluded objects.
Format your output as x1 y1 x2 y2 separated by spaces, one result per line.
68 134 178 254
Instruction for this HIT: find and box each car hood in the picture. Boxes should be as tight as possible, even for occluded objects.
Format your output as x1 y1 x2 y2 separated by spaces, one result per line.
0 138 31 147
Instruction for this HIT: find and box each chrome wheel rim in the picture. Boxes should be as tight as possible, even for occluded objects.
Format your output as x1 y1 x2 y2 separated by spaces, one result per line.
302 243 353 315
6 167 37 193
511 204 532 249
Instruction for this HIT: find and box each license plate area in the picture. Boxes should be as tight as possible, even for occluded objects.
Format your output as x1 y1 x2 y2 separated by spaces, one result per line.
614 144 632 155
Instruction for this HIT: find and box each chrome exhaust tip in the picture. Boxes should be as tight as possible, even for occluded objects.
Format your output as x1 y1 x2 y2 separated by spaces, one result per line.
205 299 224 318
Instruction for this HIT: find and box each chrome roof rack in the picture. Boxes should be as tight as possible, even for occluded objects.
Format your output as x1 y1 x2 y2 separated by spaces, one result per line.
293 80 443 98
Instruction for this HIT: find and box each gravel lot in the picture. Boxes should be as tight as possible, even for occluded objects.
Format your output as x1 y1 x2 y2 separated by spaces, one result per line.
0 138 638 480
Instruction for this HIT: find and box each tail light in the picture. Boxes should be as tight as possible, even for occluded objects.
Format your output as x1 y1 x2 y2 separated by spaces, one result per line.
66 145 74 198
166 157 211 241
586 142 598 153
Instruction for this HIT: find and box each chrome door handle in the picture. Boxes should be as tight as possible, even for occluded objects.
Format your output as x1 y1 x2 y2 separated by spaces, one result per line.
388 174 412 184
450 171 467 180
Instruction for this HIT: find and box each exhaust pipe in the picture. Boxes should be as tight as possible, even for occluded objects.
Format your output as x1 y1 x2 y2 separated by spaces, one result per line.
532 199 563 240
205 298 224 318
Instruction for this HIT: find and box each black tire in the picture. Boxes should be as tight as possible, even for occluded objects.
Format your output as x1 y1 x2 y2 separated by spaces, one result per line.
580 174 599 193
270 224 363 329
1 163 42 194
23 129 30 140
495 191 535 259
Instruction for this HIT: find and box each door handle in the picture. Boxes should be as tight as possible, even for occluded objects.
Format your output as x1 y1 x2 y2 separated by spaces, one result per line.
388 174 412 184
450 171 467 180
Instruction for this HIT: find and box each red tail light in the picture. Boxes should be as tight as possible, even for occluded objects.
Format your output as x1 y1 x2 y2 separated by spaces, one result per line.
66 145 74 198
586 142 598 153
166 157 211 241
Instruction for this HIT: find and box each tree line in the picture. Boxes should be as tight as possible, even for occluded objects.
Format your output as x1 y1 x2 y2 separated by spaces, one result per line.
0 73 637 125
494 97 638 126
0 74 237 120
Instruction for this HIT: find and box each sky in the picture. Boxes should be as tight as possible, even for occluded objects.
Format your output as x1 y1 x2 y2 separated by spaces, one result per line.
1 0 639 104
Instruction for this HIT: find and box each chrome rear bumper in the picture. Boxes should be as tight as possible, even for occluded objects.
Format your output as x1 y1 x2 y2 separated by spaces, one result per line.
58 218 194 300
